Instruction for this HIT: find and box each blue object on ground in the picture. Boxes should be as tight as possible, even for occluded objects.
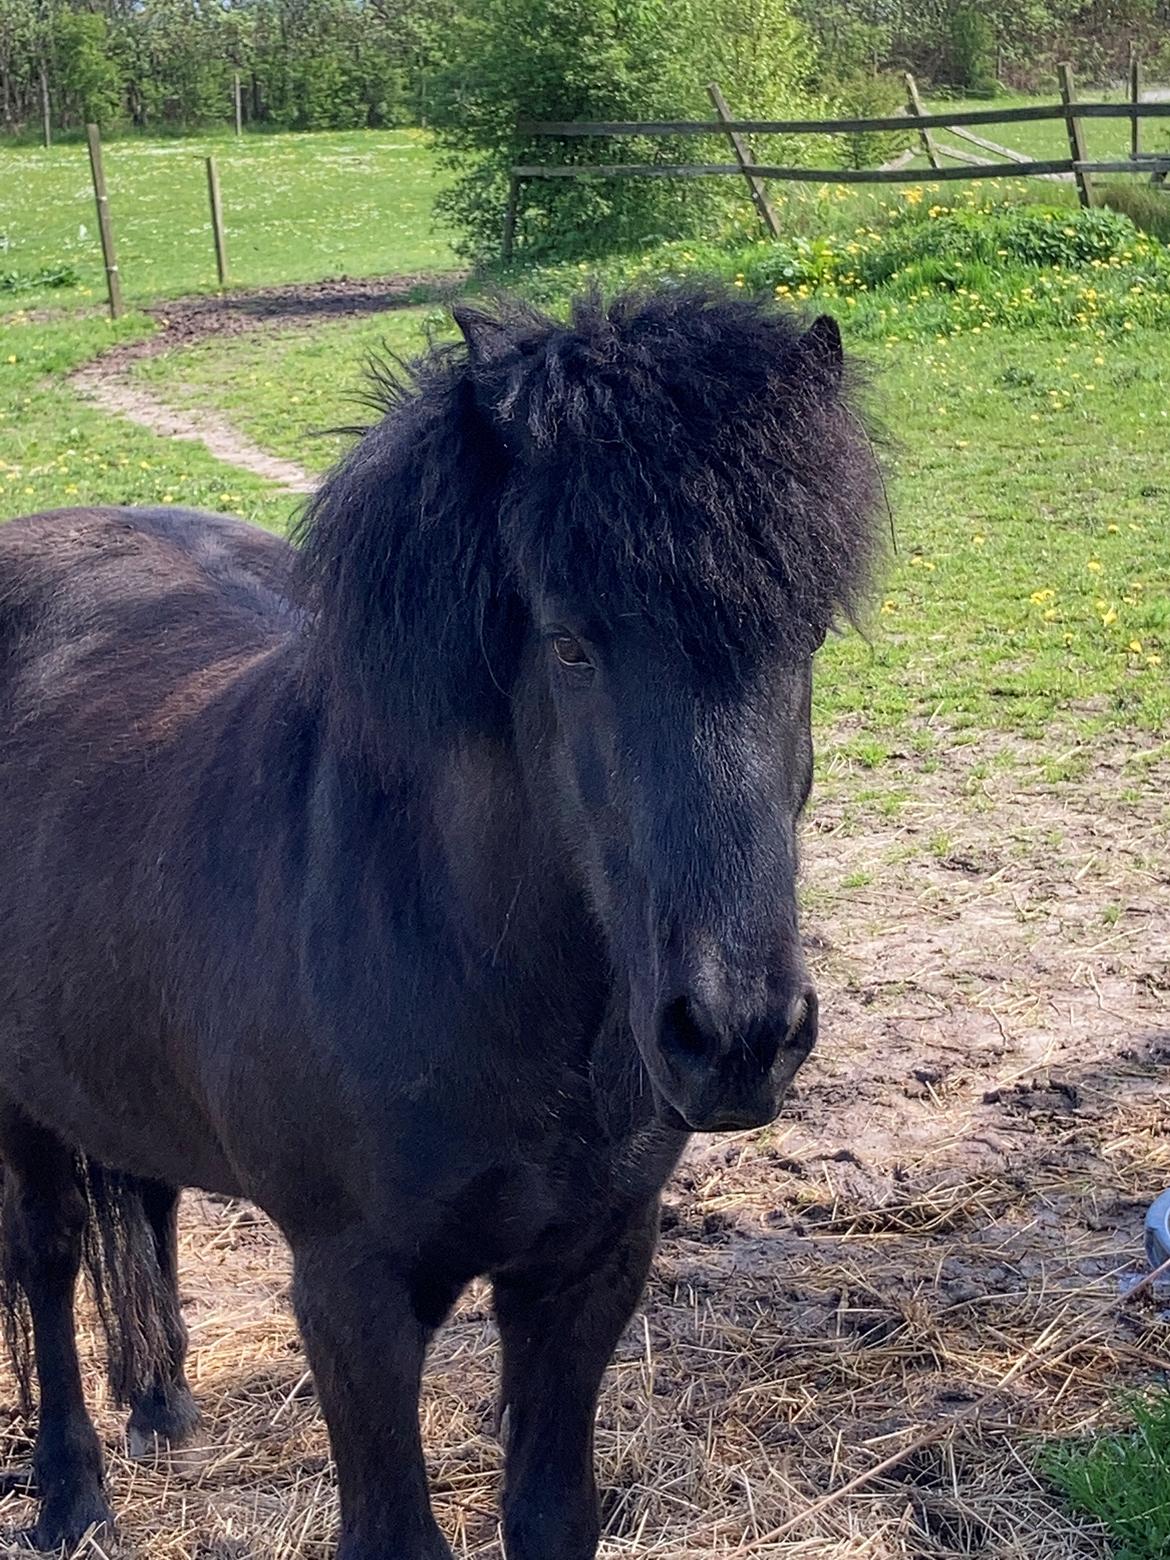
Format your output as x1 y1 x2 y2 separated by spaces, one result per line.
1145 1188 1170 1269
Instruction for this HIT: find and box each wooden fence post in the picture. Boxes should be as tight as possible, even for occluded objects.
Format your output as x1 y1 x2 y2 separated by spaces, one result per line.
707 81 780 238
1130 49 1142 160
39 64 50 148
85 123 123 319
1058 62 1093 207
206 156 229 286
234 71 243 136
904 72 941 171
502 174 521 262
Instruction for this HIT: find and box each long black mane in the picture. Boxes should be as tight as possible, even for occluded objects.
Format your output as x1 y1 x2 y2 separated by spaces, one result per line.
295 286 883 756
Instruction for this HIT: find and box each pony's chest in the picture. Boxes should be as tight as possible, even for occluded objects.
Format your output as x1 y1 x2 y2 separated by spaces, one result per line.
424 1121 685 1281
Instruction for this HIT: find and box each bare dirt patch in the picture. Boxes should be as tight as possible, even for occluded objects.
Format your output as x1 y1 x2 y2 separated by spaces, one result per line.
0 732 1167 1558
67 274 460 493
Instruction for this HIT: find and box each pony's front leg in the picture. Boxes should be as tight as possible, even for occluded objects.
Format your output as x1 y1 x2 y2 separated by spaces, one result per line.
292 1235 454 1560
493 1200 659 1560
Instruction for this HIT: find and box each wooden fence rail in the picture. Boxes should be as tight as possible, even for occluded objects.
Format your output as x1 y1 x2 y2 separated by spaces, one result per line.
503 78 1170 258
516 102 1170 138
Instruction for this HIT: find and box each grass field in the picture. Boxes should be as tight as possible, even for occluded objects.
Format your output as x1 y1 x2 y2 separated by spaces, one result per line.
2 115 1170 1560
0 129 457 311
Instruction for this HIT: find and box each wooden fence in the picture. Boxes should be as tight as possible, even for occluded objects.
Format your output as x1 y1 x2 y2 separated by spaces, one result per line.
503 65 1170 259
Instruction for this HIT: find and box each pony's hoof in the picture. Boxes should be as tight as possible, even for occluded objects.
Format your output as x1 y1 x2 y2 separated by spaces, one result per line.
28 1498 114 1551
127 1388 200 1459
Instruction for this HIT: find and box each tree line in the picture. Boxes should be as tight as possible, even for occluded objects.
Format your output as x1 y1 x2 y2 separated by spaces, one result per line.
0 0 456 135
1 0 1167 141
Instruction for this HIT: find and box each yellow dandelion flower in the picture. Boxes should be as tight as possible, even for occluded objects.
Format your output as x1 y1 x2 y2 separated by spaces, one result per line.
1128 639 1143 653
1030 589 1055 604
1087 559 1103 573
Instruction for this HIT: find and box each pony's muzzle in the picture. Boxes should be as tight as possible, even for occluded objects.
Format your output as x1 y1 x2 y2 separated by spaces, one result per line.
652 984 818 1133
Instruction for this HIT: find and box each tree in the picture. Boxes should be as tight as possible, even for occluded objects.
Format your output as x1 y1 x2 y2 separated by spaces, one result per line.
428 0 824 262
51 8 120 126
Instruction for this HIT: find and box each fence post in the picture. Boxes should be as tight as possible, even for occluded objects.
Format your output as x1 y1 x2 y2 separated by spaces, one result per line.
39 64 50 148
206 156 229 286
707 81 780 238
85 123 123 319
1129 49 1142 160
1058 62 1093 207
502 174 521 262
904 73 941 171
234 70 243 136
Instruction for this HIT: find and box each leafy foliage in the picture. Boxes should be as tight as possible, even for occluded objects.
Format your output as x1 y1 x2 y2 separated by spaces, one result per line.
426 0 824 261
831 70 912 171
796 0 1167 90
0 0 456 135
509 195 1170 338
949 4 997 92
0 262 78 291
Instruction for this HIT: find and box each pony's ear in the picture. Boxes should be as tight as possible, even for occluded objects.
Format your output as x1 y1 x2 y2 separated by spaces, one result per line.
453 304 513 366
452 303 526 457
797 314 843 390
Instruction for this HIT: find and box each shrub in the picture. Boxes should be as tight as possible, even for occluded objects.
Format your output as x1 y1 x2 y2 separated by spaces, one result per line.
508 195 1170 341
832 71 913 173
428 0 824 263
852 204 1159 289
949 4 997 93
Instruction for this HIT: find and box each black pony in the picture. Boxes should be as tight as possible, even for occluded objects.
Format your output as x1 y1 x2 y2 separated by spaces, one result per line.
0 287 882 1558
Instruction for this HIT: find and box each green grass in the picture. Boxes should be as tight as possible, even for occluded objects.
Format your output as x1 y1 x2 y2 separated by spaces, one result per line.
131 303 442 473
924 89 1144 164
0 316 297 533
0 129 457 313
1043 1394 1170 1560
95 310 1170 739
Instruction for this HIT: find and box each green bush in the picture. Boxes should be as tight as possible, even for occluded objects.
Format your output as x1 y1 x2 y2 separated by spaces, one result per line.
831 71 913 173
508 196 1170 341
853 204 1160 288
52 11 121 128
428 0 824 263
949 4 997 93
1043 1394 1170 1560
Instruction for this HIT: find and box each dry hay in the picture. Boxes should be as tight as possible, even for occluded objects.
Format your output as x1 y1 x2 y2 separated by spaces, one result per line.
0 729 1167 1558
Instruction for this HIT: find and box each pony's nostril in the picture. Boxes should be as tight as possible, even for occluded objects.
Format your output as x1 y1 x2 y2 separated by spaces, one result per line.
659 996 717 1064
785 987 819 1052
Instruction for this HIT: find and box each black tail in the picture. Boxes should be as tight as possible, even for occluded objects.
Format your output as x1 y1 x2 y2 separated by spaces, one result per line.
1 1157 176 1413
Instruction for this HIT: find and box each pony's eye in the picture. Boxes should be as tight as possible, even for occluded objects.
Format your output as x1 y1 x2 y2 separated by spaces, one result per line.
552 634 591 669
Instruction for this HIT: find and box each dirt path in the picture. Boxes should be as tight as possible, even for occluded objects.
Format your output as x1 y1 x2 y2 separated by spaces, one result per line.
67 273 462 494
2 730 1165 1559
70 362 319 492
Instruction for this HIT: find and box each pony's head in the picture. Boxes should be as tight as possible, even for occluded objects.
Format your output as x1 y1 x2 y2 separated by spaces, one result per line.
297 287 884 1132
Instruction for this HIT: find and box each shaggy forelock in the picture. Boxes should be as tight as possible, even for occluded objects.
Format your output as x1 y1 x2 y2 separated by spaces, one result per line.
295 286 885 749
472 289 882 667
